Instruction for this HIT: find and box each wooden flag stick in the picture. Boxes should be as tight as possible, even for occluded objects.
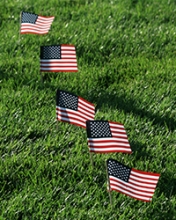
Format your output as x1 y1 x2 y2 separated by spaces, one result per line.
105 160 112 206
56 120 59 130
19 11 22 43
89 152 94 167
40 72 43 85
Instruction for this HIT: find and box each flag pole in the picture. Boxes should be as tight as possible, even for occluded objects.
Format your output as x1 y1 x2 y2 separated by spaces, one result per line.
40 71 43 85
39 45 43 85
89 152 94 167
105 160 112 206
56 119 60 131
19 11 22 43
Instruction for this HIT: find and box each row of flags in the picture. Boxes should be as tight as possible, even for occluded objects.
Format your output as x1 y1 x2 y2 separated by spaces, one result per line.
20 12 78 72
20 11 160 203
56 89 160 202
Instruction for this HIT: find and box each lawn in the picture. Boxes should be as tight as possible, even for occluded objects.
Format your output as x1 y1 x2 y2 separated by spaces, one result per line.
0 0 175 219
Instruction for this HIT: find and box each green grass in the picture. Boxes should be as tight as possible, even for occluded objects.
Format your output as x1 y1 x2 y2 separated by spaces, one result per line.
0 0 176 219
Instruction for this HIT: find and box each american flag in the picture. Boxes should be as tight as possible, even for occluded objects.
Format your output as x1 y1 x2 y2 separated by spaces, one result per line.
86 120 132 153
20 11 54 35
40 45 78 72
56 90 95 129
107 159 160 202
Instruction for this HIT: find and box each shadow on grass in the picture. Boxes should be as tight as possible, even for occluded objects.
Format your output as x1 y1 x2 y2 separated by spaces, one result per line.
158 171 176 197
93 91 175 132
0 67 8 81
0 130 47 156
37 79 175 132
130 140 150 158
1 130 45 145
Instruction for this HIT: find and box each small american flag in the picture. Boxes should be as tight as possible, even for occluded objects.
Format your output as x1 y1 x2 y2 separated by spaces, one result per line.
40 45 78 72
86 120 132 153
56 90 95 129
20 11 54 35
107 159 160 202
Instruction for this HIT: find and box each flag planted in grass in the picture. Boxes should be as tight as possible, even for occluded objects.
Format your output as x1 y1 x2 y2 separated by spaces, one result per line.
56 90 95 128
40 45 78 72
107 159 160 202
20 11 54 35
86 120 132 153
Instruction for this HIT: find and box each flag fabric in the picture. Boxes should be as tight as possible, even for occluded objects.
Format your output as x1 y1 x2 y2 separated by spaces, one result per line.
86 120 132 153
40 45 78 72
20 11 54 35
107 159 160 202
56 90 95 128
